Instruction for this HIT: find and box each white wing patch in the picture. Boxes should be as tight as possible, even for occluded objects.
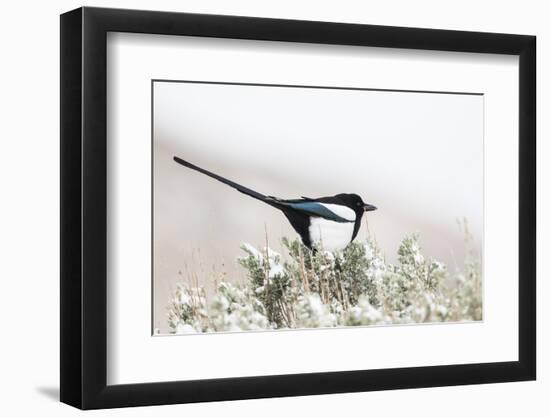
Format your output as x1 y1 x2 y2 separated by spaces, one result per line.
309 217 355 252
318 203 356 222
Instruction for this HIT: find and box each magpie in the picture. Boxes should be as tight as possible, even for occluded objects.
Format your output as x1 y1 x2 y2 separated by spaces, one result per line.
173 156 377 252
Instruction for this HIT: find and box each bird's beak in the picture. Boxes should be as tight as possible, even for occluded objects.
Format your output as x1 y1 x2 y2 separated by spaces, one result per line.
363 203 377 212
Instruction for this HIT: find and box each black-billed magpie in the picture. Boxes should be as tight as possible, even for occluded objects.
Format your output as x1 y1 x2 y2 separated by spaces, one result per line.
173 156 377 251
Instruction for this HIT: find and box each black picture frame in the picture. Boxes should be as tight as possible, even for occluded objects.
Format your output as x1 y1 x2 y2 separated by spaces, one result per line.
60 6 536 410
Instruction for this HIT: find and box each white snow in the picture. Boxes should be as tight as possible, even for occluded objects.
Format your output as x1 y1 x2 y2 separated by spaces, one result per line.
241 243 262 259
175 323 197 334
179 291 191 305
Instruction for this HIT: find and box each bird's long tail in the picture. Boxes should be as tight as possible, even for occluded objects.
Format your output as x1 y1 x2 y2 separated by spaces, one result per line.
173 156 279 207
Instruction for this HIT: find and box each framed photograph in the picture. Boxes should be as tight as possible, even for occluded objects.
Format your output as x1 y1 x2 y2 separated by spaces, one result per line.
60 7 536 409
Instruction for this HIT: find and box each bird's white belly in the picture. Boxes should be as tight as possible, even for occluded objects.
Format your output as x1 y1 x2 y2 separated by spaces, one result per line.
308 218 355 252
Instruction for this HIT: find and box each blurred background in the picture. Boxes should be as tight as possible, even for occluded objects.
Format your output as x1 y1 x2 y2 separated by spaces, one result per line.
153 81 483 333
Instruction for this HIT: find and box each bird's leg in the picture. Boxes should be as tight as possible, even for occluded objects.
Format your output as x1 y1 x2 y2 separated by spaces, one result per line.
333 255 344 304
298 244 310 293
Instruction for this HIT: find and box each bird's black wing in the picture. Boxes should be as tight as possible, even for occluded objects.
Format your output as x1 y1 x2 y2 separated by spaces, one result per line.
174 156 281 207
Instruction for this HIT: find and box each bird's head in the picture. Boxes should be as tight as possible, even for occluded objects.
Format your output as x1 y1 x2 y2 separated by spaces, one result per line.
336 193 377 214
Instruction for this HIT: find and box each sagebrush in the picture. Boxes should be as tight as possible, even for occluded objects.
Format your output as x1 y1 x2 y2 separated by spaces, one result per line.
167 232 482 334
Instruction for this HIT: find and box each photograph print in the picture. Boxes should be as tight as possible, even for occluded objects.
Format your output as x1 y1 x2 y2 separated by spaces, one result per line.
152 80 483 335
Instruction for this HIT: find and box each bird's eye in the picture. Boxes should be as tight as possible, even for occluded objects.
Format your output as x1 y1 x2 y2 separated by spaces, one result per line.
357 202 361 206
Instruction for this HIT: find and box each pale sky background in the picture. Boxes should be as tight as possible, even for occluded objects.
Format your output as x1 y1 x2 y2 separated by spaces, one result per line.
153 81 483 333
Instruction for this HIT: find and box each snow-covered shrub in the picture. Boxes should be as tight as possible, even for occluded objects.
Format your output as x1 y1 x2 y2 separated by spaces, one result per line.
168 281 271 333
237 244 295 327
167 232 482 333
208 282 271 332
168 286 208 333
294 294 337 328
